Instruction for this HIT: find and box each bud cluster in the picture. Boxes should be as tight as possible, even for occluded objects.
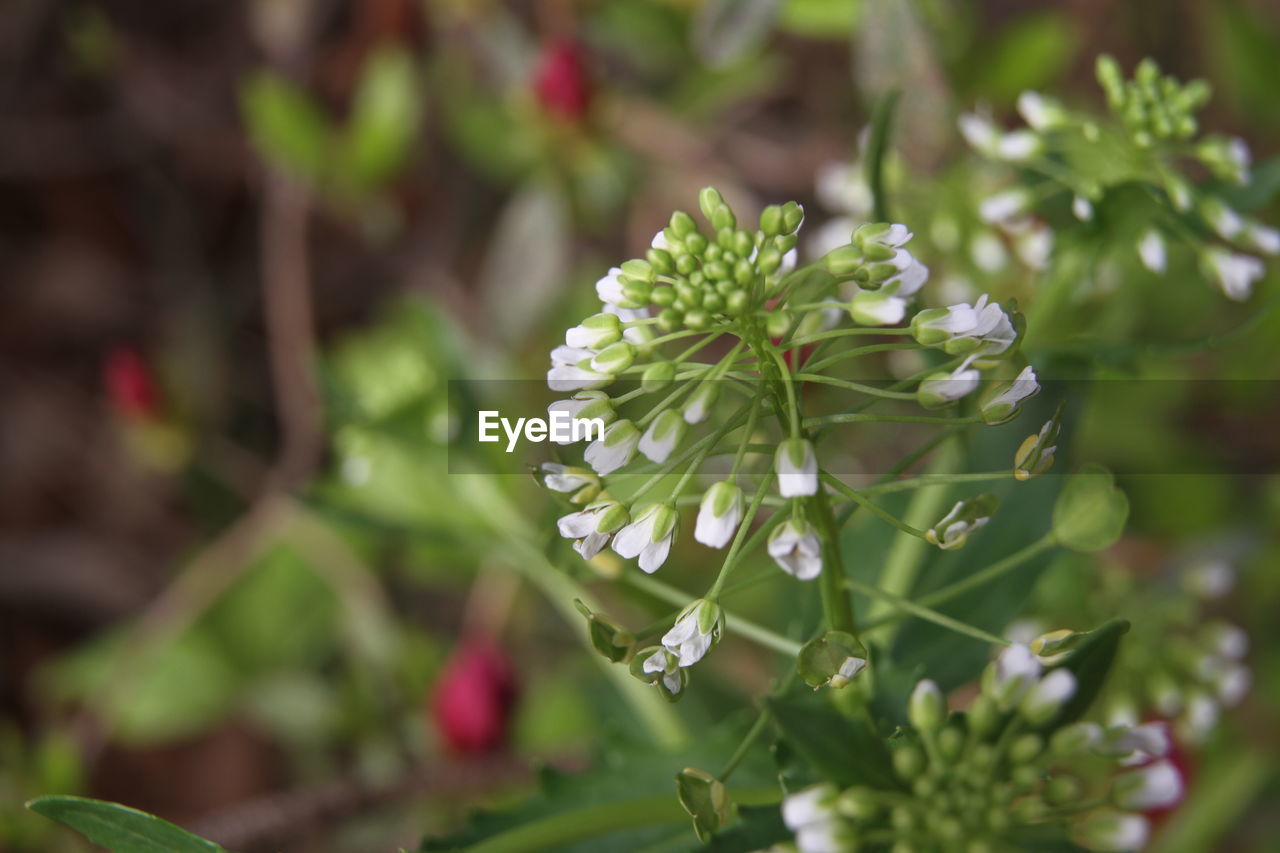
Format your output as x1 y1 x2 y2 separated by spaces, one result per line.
960 55 1278 301
778 644 1182 853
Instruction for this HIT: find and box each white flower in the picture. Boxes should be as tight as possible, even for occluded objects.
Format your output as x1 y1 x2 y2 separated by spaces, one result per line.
1101 721 1170 764
1184 559 1234 599
540 462 598 497
611 503 678 573
547 390 614 444
990 642 1042 707
548 345 612 392
595 267 627 304
1204 200 1245 240
651 229 669 250
959 112 1000 153
683 383 719 424
1247 223 1280 255
557 500 627 559
918 362 981 407
809 216 856 259
661 599 723 667
1181 691 1219 742
926 494 995 549
695 481 744 548
1074 811 1149 852
775 438 819 497
1228 136 1252 181
849 285 910 326
1073 195 1095 221
768 518 823 580
979 188 1031 225
1020 668 1077 724
640 646 685 697
970 232 1009 273
816 162 873 216
1216 663 1250 707
886 255 928 295
981 365 1039 423
638 410 687 463
1015 224 1053 270
602 302 652 345
565 313 621 350
1137 229 1167 273
781 784 839 831
1017 91 1067 131
584 419 640 475
1207 623 1249 660
1204 248 1264 300
1114 760 1182 811
780 246 799 276
997 130 1042 160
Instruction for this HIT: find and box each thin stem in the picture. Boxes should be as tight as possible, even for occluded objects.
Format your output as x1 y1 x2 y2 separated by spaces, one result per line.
766 345 801 438
810 479 857 634
820 473 929 540
718 706 773 782
803 341 921 374
786 327 911 349
792 373 919 401
858 470 1014 497
806 413 982 428
845 579 1010 646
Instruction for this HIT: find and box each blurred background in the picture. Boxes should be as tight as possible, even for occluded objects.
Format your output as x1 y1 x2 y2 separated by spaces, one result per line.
3 1 1280 851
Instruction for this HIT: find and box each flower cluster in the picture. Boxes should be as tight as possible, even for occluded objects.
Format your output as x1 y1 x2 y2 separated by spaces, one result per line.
776 643 1182 853
538 189 1046 702
961 55 1278 300
1017 554 1250 746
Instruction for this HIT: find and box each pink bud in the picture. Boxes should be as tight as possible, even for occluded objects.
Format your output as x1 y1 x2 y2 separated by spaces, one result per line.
430 637 519 755
533 40 591 121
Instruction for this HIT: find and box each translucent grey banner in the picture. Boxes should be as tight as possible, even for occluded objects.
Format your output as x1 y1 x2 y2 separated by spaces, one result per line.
444 379 1279 477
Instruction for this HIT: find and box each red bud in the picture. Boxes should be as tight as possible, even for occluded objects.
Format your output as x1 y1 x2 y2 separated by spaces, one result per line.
103 346 159 420
533 40 591 121
430 637 519 755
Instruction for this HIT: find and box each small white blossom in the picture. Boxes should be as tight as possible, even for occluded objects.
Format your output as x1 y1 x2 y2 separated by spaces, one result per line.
1014 224 1053 269
584 419 640 475
1184 559 1234 599
611 503 678 573
640 646 685 697
1216 663 1251 707
683 383 718 424
637 410 687 463
1137 229 1167 273
775 438 819 498
991 642 1042 707
1247 223 1280 255
695 481 744 548
958 113 1000 153
557 500 627 560
768 518 823 580
809 216 856 259
970 232 1009 272
1073 195 1095 221
981 365 1039 423
548 345 612 392
1074 811 1149 852
1101 721 1171 765
595 267 627 305
1204 248 1264 301
979 188 1032 225
997 130 1042 160
1114 760 1183 811
816 162 873 216
1020 668 1077 724
781 784 839 831
661 599 723 667
918 362 981 407
1017 91 1067 131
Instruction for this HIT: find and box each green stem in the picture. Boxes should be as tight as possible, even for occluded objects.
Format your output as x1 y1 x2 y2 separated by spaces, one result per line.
462 795 687 853
792 373 919 400
866 89 900 223
806 413 982 428
708 470 776 598
844 579 1010 646
820 473 929 540
786 327 911 349
803 341 921 374
810 479 857 635
858 470 1014 497
718 706 773 782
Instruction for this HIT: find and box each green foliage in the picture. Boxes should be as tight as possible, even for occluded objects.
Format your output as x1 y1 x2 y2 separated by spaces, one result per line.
241 72 331 182
962 10 1079 103
768 695 897 790
342 46 423 192
26 797 227 853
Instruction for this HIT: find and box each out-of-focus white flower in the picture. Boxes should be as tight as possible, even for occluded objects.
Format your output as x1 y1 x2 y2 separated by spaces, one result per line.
1216 663 1251 707
1014 224 1053 269
1203 248 1264 301
1114 760 1183 811
1180 691 1220 742
768 518 823 580
1100 721 1171 765
981 365 1039 424
980 188 1032 225
1074 811 1150 852
988 642 1042 708
1017 91 1068 131
1247 223 1280 255
1073 195 1095 221
815 162 873 216
970 232 1009 273
1137 229 1167 273
1020 668 1077 725
809 216 856 259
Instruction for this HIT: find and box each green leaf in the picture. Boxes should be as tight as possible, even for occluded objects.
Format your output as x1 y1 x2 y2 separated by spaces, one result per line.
767 696 898 790
1044 619 1129 728
778 0 861 39
962 10 1079 104
26 796 229 853
240 72 330 181
341 46 423 191
693 0 780 68
1052 464 1129 552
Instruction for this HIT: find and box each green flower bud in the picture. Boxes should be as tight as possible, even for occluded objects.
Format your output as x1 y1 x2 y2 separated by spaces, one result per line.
642 361 677 393
676 767 732 842
781 201 805 233
765 309 791 338
684 232 708 254
701 292 724 313
712 207 736 231
979 365 1040 425
824 244 864 277
684 309 710 330
590 341 636 374
620 278 653 306
703 260 730 281
758 247 782 275
909 307 952 346
670 210 697 239
798 631 869 690
968 694 1001 738
566 312 622 350
574 599 635 663
1009 733 1044 764
1044 774 1083 806
732 231 754 257
1014 407 1061 481
908 679 946 731
651 284 676 307
725 289 750 316
675 253 697 275
733 258 754 285
647 247 675 275
699 187 726 221
1096 55 1126 109
836 787 879 822
937 725 965 763
621 258 654 282
759 205 784 236
892 744 926 782
656 308 683 332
